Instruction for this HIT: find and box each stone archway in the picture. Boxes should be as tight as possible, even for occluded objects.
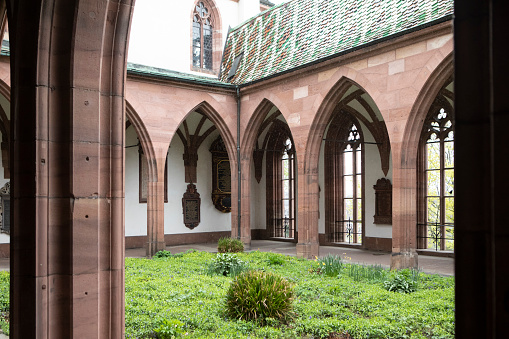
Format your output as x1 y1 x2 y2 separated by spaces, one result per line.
390 53 454 268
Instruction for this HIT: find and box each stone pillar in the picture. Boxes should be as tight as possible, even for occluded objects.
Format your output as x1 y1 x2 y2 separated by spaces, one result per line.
455 0 509 336
390 152 418 269
146 156 166 257
240 153 252 249
9 0 133 337
296 154 319 259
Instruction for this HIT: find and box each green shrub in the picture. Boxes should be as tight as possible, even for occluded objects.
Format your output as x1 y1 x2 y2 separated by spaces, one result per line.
267 253 285 266
153 318 185 338
225 270 294 323
217 237 244 253
311 254 343 277
153 250 172 258
383 269 419 293
208 253 247 277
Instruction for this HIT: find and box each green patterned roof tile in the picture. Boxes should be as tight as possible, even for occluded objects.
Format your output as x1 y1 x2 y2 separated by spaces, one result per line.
220 0 453 84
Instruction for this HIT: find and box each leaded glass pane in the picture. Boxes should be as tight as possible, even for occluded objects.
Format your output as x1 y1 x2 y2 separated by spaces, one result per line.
343 149 353 175
282 180 289 199
427 170 440 196
343 176 353 198
344 199 353 220
427 197 440 223
356 148 361 174
203 25 212 70
356 174 362 197
445 226 454 250
444 141 454 168
445 197 454 223
444 169 454 196
426 142 440 169
283 200 290 218
356 199 362 222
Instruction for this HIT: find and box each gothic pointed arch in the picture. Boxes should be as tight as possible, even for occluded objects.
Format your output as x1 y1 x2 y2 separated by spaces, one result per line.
190 0 222 74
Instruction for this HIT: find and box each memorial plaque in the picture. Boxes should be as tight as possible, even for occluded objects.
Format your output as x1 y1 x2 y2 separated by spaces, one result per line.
217 160 231 193
182 183 201 229
373 178 392 224
210 136 232 213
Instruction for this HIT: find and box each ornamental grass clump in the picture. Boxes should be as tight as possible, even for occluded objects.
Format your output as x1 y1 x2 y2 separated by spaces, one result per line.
217 237 244 253
225 270 294 324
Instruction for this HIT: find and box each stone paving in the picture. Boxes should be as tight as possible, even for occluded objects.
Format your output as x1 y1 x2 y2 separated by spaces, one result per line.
128 240 454 276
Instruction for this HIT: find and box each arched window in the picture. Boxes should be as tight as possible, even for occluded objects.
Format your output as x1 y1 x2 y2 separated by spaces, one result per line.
192 2 213 70
418 91 454 251
342 124 362 244
265 122 296 239
325 113 364 245
281 137 295 238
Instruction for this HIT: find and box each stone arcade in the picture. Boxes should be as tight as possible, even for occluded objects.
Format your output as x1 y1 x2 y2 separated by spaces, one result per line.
1 0 508 337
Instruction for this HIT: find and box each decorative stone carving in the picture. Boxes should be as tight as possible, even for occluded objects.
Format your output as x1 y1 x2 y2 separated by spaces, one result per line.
373 178 392 224
210 136 231 213
182 183 201 229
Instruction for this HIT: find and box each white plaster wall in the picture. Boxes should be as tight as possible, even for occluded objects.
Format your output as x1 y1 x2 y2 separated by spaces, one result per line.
164 131 232 234
125 126 148 236
129 0 254 75
359 121 393 239
250 151 266 230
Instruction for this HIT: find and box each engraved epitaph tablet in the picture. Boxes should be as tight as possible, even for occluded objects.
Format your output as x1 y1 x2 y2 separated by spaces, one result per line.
210 136 231 213
182 183 201 229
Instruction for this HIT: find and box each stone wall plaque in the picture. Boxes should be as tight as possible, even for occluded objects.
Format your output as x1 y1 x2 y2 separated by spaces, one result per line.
210 136 231 213
182 183 201 229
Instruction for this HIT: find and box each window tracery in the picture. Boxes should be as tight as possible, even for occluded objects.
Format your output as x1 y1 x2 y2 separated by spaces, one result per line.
418 94 454 251
324 113 364 245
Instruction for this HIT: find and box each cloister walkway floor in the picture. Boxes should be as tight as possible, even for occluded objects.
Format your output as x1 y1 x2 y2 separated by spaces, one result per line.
0 240 454 276
126 240 454 276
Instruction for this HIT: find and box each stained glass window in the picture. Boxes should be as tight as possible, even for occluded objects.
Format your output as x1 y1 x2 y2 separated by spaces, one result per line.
193 2 213 70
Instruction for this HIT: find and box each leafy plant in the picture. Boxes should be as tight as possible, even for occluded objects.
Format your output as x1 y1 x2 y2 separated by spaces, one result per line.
153 318 185 338
217 237 244 253
311 254 343 277
208 253 247 277
383 269 419 293
153 250 173 258
225 270 294 323
266 253 285 266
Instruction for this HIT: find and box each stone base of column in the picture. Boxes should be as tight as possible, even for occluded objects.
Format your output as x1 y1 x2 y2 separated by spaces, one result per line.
146 241 166 257
240 236 251 251
390 250 418 269
296 242 319 259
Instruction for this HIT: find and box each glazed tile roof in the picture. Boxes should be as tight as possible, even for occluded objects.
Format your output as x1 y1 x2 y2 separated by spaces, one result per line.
127 63 233 88
220 0 453 85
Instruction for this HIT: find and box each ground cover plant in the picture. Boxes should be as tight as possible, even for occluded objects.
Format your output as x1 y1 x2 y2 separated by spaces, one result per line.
123 250 455 338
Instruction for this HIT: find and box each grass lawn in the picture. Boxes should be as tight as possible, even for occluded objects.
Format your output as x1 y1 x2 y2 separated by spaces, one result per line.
0 251 454 338
125 250 454 339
